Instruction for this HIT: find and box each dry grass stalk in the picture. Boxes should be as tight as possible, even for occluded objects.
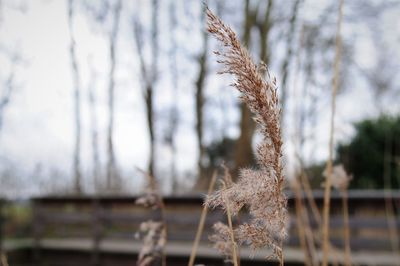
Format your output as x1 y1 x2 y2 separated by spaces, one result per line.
290 168 319 266
205 7 287 265
290 179 313 266
300 203 318 266
385 192 400 264
188 171 218 266
322 0 344 265
135 169 167 266
296 156 343 266
292 21 340 266
208 169 239 265
223 181 239 266
221 163 233 187
324 164 352 266
291 30 318 266
296 156 322 226
221 164 241 264
0 252 8 266
299 171 339 266
383 136 400 264
341 189 351 266
295 154 343 266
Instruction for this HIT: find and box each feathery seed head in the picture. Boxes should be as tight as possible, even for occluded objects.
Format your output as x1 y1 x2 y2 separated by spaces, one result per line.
205 7 287 262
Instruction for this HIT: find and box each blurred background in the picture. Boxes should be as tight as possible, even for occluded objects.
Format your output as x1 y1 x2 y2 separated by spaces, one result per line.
0 0 399 265
1 0 400 196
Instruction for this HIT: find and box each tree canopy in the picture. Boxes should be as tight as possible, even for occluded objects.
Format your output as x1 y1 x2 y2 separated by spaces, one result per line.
337 115 400 189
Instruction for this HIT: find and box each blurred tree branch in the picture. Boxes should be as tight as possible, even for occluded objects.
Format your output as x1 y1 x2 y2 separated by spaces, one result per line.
133 0 159 179
67 0 83 194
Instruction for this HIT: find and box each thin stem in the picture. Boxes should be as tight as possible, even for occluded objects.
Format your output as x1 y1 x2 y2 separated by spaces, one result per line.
0 252 8 266
222 181 239 266
341 189 351 266
159 202 167 266
292 179 312 266
296 154 340 266
297 156 341 266
322 0 343 265
302 204 318 266
299 170 321 226
383 133 400 262
188 171 218 266
67 0 82 194
136 169 167 266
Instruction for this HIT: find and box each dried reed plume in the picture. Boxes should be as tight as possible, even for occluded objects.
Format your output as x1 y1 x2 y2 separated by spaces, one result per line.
323 164 352 192
205 7 288 264
135 169 167 266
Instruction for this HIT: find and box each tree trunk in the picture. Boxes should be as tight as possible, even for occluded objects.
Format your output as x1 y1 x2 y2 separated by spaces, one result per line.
106 0 122 190
259 0 273 64
280 0 301 123
67 0 82 194
147 0 159 177
233 0 273 177
87 59 100 192
195 4 209 188
132 0 158 179
168 0 179 193
145 83 155 177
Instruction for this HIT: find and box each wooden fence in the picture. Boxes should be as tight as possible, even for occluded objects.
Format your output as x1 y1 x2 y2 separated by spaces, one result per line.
31 190 400 265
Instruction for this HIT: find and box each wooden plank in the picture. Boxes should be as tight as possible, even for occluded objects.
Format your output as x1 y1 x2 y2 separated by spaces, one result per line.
31 191 400 253
33 238 400 265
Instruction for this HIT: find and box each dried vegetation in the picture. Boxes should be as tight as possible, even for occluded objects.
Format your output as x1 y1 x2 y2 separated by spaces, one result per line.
204 7 288 265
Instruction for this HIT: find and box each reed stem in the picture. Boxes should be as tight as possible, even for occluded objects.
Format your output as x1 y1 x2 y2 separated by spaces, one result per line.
322 0 344 265
188 171 218 266
341 189 351 266
222 181 239 266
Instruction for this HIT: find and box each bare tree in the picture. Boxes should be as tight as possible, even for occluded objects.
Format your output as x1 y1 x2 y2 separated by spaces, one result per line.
0 44 25 138
148 0 159 178
279 0 302 123
233 0 273 177
354 2 400 113
363 42 398 113
258 0 273 64
0 63 16 132
194 3 209 186
0 45 26 138
67 0 82 194
167 0 179 193
87 57 100 192
105 0 122 190
133 0 159 178
296 3 352 164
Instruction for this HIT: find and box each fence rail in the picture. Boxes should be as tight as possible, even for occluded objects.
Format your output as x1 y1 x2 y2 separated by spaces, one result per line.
31 190 400 265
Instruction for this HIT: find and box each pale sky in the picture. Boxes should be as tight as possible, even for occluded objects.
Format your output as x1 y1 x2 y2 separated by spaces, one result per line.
0 0 399 197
